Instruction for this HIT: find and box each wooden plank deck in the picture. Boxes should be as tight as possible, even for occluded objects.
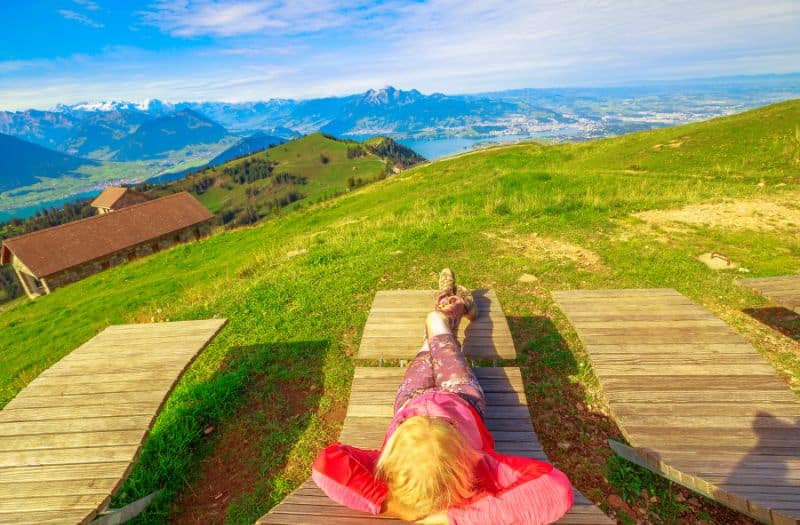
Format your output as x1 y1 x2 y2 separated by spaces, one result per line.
552 288 800 525
357 290 516 360
258 367 612 524
741 276 800 312
0 319 227 525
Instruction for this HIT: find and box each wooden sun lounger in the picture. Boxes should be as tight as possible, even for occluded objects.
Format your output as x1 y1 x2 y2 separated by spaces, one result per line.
553 289 800 525
0 319 227 525
741 275 800 313
258 291 612 524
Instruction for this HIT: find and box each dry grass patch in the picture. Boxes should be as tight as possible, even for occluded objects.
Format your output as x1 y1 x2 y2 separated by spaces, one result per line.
651 137 688 150
635 197 800 232
484 231 609 273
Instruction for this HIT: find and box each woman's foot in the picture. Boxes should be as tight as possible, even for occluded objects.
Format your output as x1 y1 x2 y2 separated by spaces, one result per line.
438 268 456 299
435 295 467 333
456 285 479 320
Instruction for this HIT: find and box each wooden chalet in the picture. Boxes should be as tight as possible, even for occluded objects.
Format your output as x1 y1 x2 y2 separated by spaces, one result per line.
90 186 151 214
1 192 213 298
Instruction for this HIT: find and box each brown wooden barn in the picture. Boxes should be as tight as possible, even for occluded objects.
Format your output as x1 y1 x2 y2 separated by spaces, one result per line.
90 186 151 214
1 192 214 298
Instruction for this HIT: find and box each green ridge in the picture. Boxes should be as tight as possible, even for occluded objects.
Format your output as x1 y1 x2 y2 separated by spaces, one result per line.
144 133 422 226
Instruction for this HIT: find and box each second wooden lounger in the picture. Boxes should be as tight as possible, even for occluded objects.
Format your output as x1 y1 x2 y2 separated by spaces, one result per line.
553 288 800 525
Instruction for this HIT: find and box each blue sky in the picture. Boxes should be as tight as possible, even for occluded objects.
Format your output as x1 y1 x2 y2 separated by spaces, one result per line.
1 0 798 110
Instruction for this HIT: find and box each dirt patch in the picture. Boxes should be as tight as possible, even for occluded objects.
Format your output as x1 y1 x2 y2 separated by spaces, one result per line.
485 231 609 273
635 199 800 232
518 273 538 283
286 248 308 259
170 373 323 524
652 138 687 150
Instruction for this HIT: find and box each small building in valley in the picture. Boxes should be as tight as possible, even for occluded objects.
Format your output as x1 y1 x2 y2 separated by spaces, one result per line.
1 192 214 298
91 186 151 214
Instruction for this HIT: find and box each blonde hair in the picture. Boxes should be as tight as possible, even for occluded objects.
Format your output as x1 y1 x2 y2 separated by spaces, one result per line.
376 416 481 520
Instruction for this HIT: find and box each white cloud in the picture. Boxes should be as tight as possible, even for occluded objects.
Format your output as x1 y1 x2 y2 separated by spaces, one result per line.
58 9 104 28
73 0 100 10
139 0 389 37
2 0 799 109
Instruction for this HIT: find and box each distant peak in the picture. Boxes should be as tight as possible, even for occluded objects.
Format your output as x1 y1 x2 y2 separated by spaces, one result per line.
361 86 422 105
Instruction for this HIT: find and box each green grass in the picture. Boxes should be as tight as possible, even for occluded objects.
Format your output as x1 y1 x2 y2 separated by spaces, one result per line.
1 100 799 523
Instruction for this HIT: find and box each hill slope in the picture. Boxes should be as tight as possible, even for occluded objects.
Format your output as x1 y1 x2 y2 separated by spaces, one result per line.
0 100 798 523
205 132 286 167
0 133 99 191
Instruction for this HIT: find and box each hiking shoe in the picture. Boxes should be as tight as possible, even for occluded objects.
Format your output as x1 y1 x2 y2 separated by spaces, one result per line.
438 268 456 298
456 285 479 320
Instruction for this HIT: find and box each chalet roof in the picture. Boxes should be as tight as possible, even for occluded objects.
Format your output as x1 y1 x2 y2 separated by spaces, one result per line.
90 187 149 209
1 192 213 278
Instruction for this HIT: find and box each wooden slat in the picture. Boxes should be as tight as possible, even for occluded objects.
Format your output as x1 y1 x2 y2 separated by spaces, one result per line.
0 319 227 524
0 462 131 483
3 510 98 524
0 430 144 451
554 288 800 525
741 275 800 312
5 390 167 410
357 290 516 360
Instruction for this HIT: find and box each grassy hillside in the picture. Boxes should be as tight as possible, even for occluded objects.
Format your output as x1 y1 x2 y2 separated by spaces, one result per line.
0 100 798 523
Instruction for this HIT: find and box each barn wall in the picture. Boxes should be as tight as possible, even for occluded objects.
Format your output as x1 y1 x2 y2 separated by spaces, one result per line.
41 222 212 294
11 257 47 298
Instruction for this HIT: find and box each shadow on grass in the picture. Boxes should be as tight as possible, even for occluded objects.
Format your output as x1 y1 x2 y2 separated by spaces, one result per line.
115 340 330 524
744 307 800 342
507 316 623 508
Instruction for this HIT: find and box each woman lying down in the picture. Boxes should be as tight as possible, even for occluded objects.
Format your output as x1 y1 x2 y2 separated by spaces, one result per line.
312 269 574 524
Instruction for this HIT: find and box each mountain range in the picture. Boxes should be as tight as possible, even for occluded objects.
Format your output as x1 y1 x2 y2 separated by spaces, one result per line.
3 75 799 160
0 74 798 218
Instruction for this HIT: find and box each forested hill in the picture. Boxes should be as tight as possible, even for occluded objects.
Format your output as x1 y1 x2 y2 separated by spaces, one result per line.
139 133 426 227
112 109 229 161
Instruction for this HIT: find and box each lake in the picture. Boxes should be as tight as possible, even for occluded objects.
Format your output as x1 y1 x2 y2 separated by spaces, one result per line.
0 190 102 222
397 135 537 160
